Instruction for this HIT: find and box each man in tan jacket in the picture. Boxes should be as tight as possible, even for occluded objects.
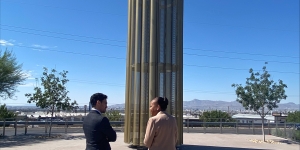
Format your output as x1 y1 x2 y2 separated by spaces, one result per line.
144 97 178 150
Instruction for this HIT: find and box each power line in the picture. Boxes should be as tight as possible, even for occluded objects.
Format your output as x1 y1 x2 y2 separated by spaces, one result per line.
185 21 299 33
183 64 299 74
12 43 298 66
0 28 126 48
44 79 300 97
10 45 300 74
13 45 125 60
50 78 236 95
1 29 299 64
184 47 299 59
3 79 299 104
11 79 300 99
69 79 125 87
1 25 299 59
2 1 299 33
16 79 239 96
0 24 126 43
184 53 298 64
2 102 122 105
24 76 300 98
0 0 126 17
26 75 300 101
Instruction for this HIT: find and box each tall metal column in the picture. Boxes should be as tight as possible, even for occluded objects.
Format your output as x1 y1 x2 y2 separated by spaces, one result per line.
124 0 183 147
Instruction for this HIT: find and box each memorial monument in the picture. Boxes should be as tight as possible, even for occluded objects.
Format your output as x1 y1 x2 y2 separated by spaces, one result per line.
124 0 184 147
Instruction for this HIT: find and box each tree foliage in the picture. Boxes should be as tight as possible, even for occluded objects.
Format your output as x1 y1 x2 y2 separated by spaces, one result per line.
287 111 300 123
103 110 122 127
25 67 78 136
199 110 234 127
0 49 26 99
200 110 234 122
232 65 287 141
104 110 122 121
0 104 16 120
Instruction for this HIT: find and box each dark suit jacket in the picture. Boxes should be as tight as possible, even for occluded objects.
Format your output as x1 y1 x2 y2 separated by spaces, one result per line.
83 110 117 150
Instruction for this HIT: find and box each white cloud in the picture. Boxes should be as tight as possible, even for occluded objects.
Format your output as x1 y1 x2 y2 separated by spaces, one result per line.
22 70 34 79
0 39 14 46
32 44 49 49
19 82 36 87
36 64 45 67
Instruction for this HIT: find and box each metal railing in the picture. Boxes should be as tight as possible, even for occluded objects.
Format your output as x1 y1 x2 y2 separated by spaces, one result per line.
1 119 299 141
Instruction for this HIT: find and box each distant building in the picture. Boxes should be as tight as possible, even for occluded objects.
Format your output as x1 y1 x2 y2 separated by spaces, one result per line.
232 114 275 123
272 112 287 123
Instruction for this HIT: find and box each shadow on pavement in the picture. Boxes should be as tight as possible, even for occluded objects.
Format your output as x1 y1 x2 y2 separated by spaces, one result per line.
179 145 266 150
275 139 299 145
0 134 85 148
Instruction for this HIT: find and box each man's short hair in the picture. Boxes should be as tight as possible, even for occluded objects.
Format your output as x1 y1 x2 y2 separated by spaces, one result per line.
90 93 107 107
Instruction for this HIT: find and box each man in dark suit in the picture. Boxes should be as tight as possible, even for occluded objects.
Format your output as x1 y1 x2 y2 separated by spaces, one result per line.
83 93 117 150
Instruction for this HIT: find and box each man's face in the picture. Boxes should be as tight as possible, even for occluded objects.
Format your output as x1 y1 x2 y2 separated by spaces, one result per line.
149 99 159 117
97 99 107 113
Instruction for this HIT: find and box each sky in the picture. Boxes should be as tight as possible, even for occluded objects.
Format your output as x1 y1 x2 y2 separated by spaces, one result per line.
0 0 299 107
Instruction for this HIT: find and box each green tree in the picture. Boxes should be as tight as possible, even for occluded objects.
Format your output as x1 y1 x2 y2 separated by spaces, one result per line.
232 65 287 141
287 111 300 123
25 67 78 137
0 104 16 120
200 110 234 122
104 110 122 121
0 49 26 99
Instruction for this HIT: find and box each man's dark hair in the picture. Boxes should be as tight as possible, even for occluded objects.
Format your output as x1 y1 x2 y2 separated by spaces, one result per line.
156 97 168 111
90 93 107 107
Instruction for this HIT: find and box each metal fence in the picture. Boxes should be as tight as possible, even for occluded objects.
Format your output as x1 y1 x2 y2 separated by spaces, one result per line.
1 119 299 141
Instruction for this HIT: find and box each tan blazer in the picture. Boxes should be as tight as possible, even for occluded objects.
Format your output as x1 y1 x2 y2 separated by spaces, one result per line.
144 111 178 150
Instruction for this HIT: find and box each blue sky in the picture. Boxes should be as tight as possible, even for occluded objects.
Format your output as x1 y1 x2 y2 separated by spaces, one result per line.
0 0 299 107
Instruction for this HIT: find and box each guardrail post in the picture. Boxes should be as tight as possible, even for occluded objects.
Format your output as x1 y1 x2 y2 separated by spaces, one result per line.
236 120 238 134
2 119 5 137
252 119 254 134
45 119 48 133
203 119 206 134
268 120 270 135
293 123 296 140
284 122 286 138
275 121 278 135
25 119 28 135
220 118 222 134
65 118 68 134
14 119 17 136
187 118 189 133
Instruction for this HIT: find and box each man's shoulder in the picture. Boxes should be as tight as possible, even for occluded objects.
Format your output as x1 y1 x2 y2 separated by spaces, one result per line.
84 111 104 122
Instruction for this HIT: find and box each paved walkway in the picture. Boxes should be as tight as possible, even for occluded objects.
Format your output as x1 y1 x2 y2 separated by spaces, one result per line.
0 132 299 150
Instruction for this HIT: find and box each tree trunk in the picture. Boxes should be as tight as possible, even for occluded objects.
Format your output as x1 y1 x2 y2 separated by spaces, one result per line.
48 106 54 137
261 107 265 142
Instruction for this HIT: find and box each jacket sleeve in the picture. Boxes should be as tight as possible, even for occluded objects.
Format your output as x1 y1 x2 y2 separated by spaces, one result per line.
100 117 117 142
144 118 156 148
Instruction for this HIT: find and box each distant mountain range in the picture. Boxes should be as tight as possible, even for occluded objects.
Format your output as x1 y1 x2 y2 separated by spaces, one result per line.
182 99 299 111
5 99 299 111
108 99 299 111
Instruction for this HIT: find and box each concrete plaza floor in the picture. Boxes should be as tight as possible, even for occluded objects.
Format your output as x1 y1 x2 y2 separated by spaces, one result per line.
0 132 299 150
